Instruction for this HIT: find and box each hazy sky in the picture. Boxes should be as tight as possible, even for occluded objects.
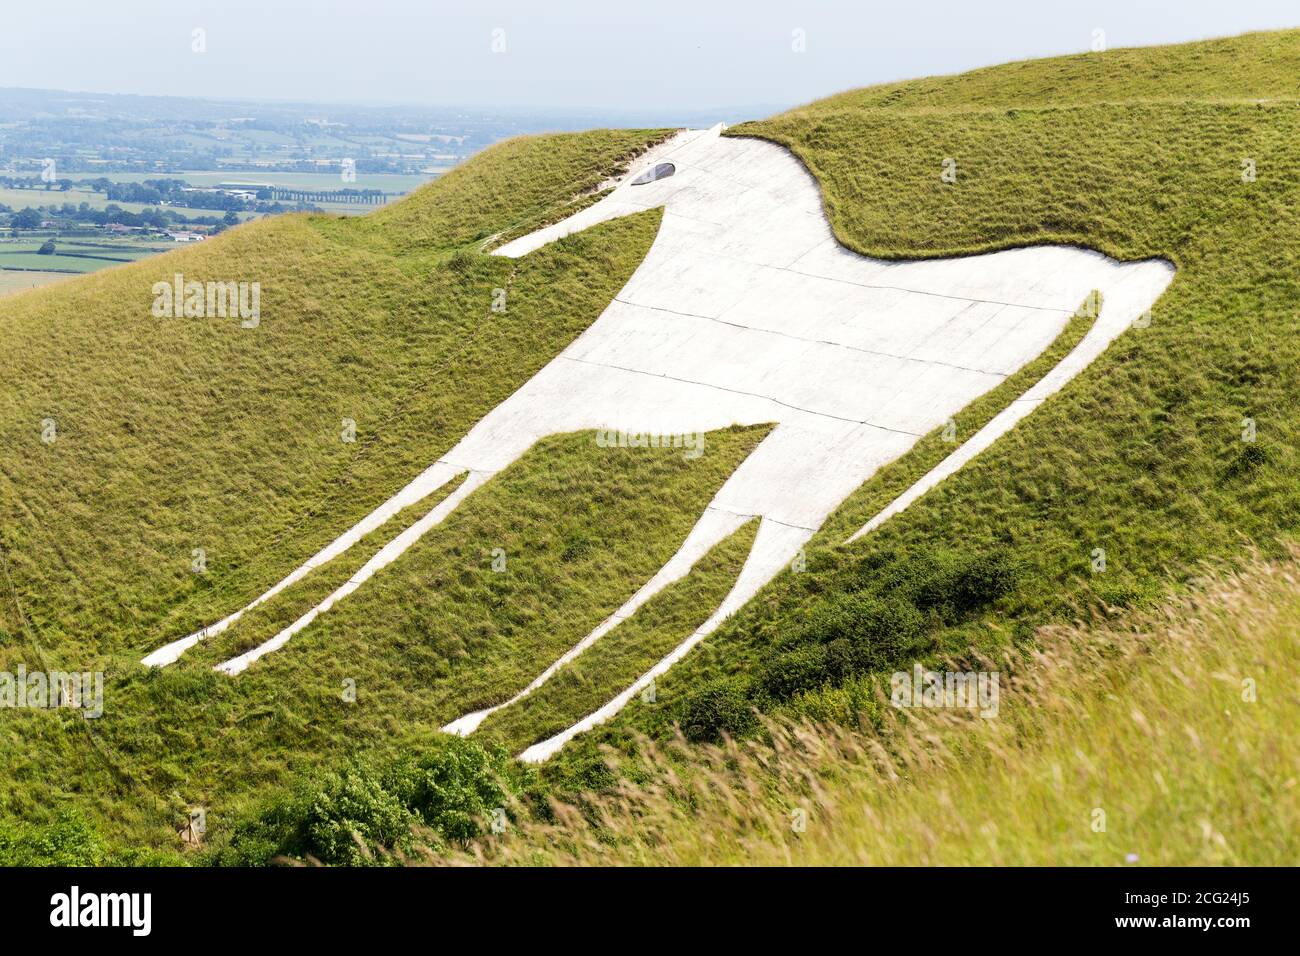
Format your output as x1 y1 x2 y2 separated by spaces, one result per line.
1 1 1295 111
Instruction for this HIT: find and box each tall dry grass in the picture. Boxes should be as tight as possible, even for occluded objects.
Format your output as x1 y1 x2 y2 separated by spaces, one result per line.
446 550 1300 866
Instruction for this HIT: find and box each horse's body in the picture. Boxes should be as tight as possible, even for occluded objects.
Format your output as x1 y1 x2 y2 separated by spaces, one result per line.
143 125 1174 761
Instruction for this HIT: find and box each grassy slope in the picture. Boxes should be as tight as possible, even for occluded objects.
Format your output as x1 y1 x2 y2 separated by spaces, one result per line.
476 519 760 752
2 127 762 844
315 129 671 256
1 424 768 846
198 30 1300 861
552 29 1300 777
464 548 1300 866
0 128 667 661
7 30 1300 860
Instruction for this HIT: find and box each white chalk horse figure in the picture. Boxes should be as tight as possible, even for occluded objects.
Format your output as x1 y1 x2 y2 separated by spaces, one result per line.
143 125 1174 761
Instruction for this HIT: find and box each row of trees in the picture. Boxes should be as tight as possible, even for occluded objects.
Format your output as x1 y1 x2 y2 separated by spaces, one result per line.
1 175 318 215
271 188 387 205
0 175 72 192
2 202 238 232
10 208 43 229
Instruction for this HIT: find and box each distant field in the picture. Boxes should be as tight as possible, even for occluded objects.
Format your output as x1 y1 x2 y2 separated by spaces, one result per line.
0 185 153 214
2 172 446 221
0 269 72 297
0 238 175 274
94 169 446 194
0 185 254 220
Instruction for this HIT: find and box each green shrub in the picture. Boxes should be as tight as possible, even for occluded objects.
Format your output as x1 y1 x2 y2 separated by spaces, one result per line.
0 811 104 866
386 740 512 843
0 812 185 867
895 549 1019 618
680 679 758 742
211 736 520 865
446 248 476 273
300 764 415 866
756 644 832 700
798 593 925 666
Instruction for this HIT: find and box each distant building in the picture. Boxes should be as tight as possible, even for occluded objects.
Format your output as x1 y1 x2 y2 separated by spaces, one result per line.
217 182 273 193
167 231 206 242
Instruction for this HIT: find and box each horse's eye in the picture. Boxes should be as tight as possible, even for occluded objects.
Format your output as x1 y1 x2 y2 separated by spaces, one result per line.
631 162 675 185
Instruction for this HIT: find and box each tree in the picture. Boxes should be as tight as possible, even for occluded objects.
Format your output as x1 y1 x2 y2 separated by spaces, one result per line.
37 239 56 255
12 208 41 230
222 209 239 226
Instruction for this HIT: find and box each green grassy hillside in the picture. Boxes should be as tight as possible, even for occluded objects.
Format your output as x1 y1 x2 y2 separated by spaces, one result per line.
4 29 1299 863
0 128 667 662
1 127 788 847
551 28 1300 787
459 546 1300 866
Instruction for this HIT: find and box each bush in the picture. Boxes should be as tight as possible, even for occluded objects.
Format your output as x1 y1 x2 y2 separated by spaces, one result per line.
0 811 104 866
560 533 594 563
387 740 512 844
756 644 832 700
901 549 1019 618
797 593 924 667
747 551 1018 707
37 239 56 255
447 248 476 274
680 679 758 742
299 765 415 866
211 737 519 866
0 811 185 867
1225 441 1272 478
